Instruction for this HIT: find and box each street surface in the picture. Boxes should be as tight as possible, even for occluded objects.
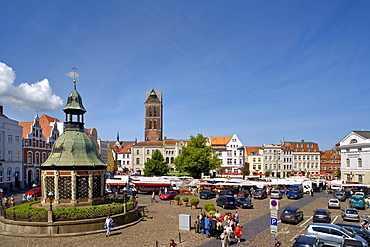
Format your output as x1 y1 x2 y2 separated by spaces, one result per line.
0 190 365 246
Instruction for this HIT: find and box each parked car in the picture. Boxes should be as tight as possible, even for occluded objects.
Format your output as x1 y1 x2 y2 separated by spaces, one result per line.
292 235 323 247
336 223 370 245
253 189 267 199
355 192 366 197
216 195 237 209
306 223 367 247
235 196 253 208
218 190 234 197
341 207 360 221
270 190 283 199
159 191 179 200
328 198 341 209
280 207 304 224
334 191 347 202
236 190 249 197
287 185 304 199
25 187 42 197
199 190 216 199
350 195 366 210
313 209 331 223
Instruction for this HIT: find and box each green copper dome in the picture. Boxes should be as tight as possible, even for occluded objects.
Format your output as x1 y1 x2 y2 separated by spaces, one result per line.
41 130 107 168
63 88 86 114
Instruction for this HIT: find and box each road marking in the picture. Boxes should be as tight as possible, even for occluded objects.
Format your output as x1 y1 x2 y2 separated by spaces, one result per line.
331 216 338 224
300 216 313 227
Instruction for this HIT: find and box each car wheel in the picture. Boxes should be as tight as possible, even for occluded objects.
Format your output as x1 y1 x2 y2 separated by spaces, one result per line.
223 204 226 209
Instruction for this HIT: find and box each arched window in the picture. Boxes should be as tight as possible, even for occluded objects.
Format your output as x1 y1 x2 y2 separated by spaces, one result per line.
346 158 350 167
166 157 169 164
35 152 40 164
358 158 362 168
7 167 11 182
171 157 174 164
350 139 358 143
359 175 363 184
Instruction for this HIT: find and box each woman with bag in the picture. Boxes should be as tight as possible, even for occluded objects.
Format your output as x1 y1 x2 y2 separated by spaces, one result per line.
104 215 114 237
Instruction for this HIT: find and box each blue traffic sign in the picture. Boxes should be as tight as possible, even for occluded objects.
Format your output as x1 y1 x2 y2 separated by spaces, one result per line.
270 217 278 226
270 200 277 207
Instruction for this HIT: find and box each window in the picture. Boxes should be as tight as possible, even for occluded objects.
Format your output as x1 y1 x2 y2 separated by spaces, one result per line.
8 150 12 161
359 175 363 184
136 150 139 155
350 139 358 144
8 135 12 143
346 158 350 167
0 168 3 182
27 152 32 164
358 158 362 168
15 151 20 161
7 167 11 182
15 136 19 143
136 158 140 164
358 148 362 152
35 152 40 164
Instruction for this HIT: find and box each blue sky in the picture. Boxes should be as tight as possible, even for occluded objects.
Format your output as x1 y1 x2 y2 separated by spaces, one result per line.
1 1 370 150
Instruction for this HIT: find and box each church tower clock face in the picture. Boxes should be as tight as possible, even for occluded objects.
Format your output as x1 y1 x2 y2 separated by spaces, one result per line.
145 90 163 141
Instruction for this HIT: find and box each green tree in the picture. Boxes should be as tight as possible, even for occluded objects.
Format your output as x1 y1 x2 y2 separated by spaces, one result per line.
143 149 169 176
174 133 221 178
241 162 250 176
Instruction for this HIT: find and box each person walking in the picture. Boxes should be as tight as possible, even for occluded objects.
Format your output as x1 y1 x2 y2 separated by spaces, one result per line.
3 196 9 208
169 239 177 247
22 194 27 204
104 215 114 237
151 191 158 203
234 223 243 243
204 216 211 238
220 230 230 247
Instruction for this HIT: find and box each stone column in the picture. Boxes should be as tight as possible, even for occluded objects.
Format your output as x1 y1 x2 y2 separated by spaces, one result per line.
71 171 77 205
88 173 93 204
55 171 60 205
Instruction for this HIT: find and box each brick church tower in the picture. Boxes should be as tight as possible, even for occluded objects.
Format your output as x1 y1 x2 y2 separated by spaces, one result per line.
144 89 162 141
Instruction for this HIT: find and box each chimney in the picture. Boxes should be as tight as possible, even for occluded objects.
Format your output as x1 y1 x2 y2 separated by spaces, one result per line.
301 140 304 142
0 105 3 114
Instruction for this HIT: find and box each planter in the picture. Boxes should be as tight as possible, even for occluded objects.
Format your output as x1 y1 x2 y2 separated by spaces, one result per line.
174 200 180 205
191 204 198 210
183 202 188 207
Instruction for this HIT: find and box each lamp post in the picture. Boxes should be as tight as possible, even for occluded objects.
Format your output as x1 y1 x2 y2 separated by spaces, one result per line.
0 188 3 207
32 183 37 201
48 191 54 211
123 187 127 204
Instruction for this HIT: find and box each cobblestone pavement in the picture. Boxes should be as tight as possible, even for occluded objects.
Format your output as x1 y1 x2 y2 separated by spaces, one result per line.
0 192 364 247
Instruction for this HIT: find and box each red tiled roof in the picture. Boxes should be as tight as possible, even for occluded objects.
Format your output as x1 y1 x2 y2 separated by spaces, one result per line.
245 146 261 155
118 144 132 154
209 137 232 145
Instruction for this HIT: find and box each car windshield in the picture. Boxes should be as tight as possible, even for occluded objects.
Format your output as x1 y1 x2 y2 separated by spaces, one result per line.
329 199 338 202
315 211 328 215
255 190 264 193
352 197 363 201
341 227 355 237
283 209 296 214
289 188 299 192
238 198 248 202
336 192 345 196
346 209 358 214
271 190 280 193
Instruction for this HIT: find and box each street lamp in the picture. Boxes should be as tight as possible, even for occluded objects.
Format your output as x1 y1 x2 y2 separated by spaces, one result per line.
123 187 127 204
48 191 54 211
32 183 37 201
0 188 3 207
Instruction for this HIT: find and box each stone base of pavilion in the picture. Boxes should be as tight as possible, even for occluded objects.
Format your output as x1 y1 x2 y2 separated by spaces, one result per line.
0 206 140 237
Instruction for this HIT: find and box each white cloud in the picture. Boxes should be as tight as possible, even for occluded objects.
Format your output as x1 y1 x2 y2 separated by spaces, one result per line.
0 62 63 111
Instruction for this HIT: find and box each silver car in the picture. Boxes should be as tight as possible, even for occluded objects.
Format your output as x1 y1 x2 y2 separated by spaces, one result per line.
270 190 283 199
306 223 367 247
328 198 340 209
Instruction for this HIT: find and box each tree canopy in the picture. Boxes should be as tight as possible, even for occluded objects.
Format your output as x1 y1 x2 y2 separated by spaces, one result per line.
143 149 169 176
174 133 221 178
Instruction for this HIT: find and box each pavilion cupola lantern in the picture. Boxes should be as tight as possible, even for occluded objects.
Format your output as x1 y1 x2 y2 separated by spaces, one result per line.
39 71 108 207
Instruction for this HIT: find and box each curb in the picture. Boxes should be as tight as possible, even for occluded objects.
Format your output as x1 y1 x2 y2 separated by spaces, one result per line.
0 217 143 238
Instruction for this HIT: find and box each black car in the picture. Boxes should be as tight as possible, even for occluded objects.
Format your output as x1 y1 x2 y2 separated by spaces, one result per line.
292 235 322 247
313 209 331 223
280 207 304 224
235 196 253 208
236 190 250 197
199 190 216 199
335 223 370 245
218 190 234 197
216 195 237 209
253 189 267 199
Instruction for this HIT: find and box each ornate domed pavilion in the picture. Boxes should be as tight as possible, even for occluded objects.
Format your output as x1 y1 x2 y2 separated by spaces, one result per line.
40 79 108 207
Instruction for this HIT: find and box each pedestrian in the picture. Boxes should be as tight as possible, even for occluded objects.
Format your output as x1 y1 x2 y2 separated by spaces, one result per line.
220 230 230 247
151 191 158 203
194 217 200 234
234 211 239 225
234 223 243 243
216 219 223 239
310 189 314 197
10 195 15 207
3 196 9 208
22 194 27 204
104 215 113 237
27 194 32 202
169 239 177 247
204 216 211 237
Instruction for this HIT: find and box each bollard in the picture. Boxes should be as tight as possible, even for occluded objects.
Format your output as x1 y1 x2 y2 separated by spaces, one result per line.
179 232 181 243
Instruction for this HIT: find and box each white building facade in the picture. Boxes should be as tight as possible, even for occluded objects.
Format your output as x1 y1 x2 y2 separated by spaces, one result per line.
340 131 370 184
0 106 23 190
